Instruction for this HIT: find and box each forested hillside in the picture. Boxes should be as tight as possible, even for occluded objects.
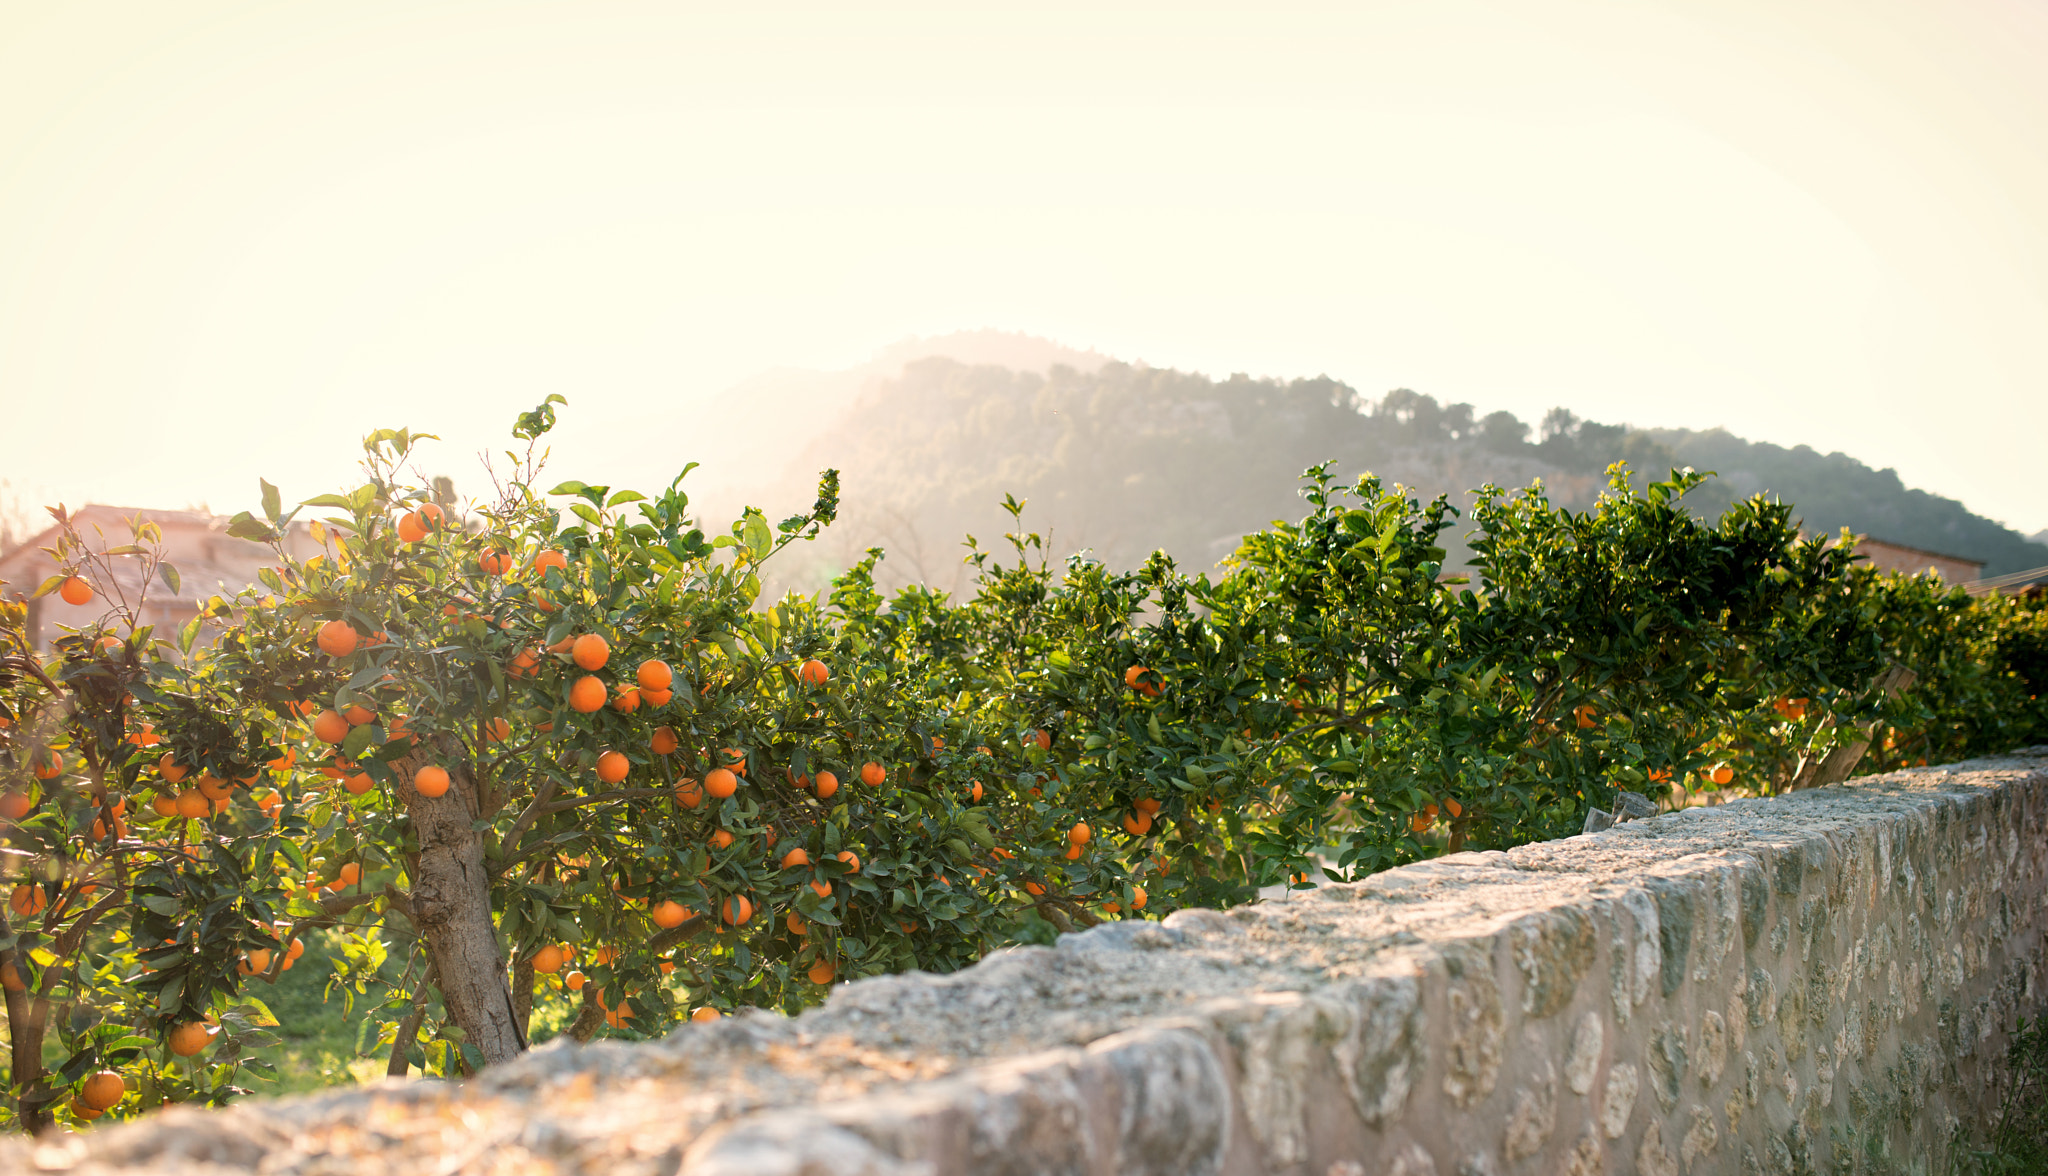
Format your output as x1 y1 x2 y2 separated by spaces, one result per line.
707 342 2047 595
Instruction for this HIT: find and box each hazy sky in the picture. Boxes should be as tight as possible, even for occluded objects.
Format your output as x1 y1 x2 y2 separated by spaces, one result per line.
2 1 2044 537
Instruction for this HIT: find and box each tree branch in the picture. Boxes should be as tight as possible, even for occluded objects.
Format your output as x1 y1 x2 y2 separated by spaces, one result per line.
538 787 670 815
386 961 438 1078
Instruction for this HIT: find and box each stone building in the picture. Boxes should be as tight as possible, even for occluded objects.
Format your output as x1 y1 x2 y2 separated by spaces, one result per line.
0 505 317 655
1849 535 1984 583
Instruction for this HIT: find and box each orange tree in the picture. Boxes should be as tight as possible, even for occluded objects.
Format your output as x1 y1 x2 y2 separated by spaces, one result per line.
0 406 1046 1131
8 415 2045 1134
856 463 1916 910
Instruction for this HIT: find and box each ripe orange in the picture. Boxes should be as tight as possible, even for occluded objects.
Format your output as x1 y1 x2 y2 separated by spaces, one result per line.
195 774 231 802
564 970 587 991
640 687 673 707
809 879 832 898
33 752 63 780
343 771 374 795
836 850 861 873
1575 704 1598 729
799 658 829 687
532 944 565 974
1131 886 1148 910
637 659 673 691
720 747 748 774
651 726 679 755
807 959 835 985
1033 728 1052 751
690 1006 722 1022
569 675 608 713
1709 762 1735 786
595 751 630 784
1068 822 1092 847
9 883 46 916
316 620 359 658
267 746 297 771
59 575 94 606
704 768 738 799
175 790 209 819
709 829 735 850
533 548 569 577
1135 797 1162 816
1024 880 1046 897
1063 844 1083 861
721 894 754 925
312 710 350 744
673 777 703 808
779 847 811 869
484 717 511 742
342 704 376 726
508 649 540 678
254 790 284 818
479 548 513 576
786 911 806 936
79 1070 125 1111
150 792 179 818
860 762 886 787
414 766 451 798
571 634 611 671
1122 811 1151 836
0 791 30 821
337 862 362 887
814 770 840 800
396 512 428 543
651 899 691 929
611 686 641 714
1124 665 1150 689
167 1021 212 1057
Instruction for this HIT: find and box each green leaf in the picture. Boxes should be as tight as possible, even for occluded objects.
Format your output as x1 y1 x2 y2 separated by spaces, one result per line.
260 479 282 523
230 998 281 1028
605 490 647 508
742 513 774 561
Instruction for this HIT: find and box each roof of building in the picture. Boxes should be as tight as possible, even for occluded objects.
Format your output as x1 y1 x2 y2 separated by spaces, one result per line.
1850 535 1985 569
1962 565 2048 598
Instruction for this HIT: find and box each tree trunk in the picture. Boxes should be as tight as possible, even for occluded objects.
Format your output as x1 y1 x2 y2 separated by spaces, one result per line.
395 749 526 1066
511 954 535 1040
0 930 55 1134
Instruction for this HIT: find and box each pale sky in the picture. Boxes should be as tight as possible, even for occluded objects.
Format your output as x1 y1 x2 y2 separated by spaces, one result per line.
1 0 2044 536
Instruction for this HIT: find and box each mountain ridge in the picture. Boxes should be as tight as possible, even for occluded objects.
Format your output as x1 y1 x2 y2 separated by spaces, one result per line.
700 334 2047 595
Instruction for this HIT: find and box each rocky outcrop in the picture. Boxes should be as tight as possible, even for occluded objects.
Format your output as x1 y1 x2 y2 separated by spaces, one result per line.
11 750 2046 1175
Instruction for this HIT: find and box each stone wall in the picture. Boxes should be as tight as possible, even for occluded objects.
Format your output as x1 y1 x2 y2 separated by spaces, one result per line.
9 750 2047 1176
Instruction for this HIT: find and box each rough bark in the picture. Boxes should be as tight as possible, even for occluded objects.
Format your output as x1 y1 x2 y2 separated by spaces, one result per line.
511 954 534 1041
0 923 54 1134
566 984 604 1043
395 748 525 1066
